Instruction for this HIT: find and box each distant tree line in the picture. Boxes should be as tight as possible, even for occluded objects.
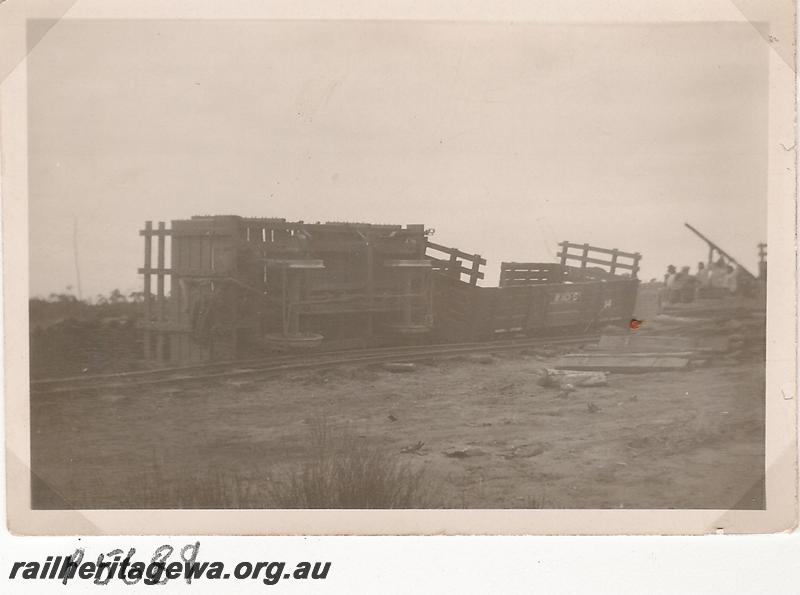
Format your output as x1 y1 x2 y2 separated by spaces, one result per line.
32 288 145 305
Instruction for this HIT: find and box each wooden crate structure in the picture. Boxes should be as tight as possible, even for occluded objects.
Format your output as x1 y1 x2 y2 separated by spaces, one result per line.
140 216 433 364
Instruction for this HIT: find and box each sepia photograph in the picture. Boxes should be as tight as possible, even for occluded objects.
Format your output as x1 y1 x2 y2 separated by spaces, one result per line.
2 1 796 536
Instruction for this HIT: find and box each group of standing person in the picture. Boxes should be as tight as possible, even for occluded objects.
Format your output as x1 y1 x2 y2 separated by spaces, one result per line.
663 258 740 304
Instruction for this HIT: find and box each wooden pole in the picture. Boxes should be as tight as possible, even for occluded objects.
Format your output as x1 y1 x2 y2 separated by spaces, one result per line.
684 222 756 280
632 253 641 279
610 249 618 276
469 255 482 286
72 216 83 301
142 221 152 359
156 221 166 362
448 252 459 280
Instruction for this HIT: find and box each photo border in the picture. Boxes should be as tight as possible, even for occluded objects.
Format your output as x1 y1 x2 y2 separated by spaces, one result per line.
2 0 795 535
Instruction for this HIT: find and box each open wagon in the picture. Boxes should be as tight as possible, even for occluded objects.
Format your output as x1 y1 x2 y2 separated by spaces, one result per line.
429 242 641 343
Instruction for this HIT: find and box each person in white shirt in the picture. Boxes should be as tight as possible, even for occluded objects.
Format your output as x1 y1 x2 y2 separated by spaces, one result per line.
724 265 738 294
696 261 710 286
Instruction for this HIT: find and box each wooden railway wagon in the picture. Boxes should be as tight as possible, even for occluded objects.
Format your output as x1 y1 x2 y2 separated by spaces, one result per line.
140 216 435 364
430 241 641 343
139 215 641 364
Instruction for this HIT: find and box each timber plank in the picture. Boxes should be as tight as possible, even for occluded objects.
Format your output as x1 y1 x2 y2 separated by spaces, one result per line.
596 334 730 353
554 353 690 372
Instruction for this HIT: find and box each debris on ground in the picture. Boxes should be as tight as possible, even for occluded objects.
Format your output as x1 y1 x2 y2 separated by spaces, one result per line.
583 333 729 359
400 441 425 455
443 447 486 458
466 353 495 365
539 368 608 388
502 444 547 459
587 402 601 413
556 384 577 399
383 362 417 373
555 353 690 373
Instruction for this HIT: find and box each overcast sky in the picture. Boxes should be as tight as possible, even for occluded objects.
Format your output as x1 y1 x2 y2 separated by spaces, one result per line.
28 20 767 298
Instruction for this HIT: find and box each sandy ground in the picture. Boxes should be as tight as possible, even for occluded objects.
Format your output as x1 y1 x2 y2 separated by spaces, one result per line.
31 302 765 510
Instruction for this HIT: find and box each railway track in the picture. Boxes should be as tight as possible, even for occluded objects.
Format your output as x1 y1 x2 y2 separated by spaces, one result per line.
30 334 599 396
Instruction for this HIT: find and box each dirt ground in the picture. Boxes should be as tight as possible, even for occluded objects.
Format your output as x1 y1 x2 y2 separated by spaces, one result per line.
31 299 765 510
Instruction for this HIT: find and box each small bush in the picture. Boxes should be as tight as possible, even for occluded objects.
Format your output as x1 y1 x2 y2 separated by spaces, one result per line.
270 420 430 509
75 423 431 509
122 452 265 509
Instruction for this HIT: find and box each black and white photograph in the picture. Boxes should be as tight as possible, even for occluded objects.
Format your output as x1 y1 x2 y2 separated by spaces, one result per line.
2 0 796 540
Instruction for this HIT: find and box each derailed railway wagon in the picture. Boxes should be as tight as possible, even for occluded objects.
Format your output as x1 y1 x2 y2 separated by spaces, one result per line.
431 242 641 343
139 216 434 363
139 216 641 364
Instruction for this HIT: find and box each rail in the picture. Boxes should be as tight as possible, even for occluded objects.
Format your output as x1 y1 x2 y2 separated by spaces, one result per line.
31 334 599 396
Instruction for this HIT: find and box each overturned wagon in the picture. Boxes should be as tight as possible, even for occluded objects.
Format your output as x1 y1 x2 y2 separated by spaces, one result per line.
140 216 434 363
139 216 641 364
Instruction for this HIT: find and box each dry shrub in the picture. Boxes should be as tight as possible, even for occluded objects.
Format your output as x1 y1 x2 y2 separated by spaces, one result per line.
111 423 430 509
270 420 430 508
125 461 265 509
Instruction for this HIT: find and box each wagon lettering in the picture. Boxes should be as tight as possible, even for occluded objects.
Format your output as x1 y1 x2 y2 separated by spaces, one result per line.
552 291 581 304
